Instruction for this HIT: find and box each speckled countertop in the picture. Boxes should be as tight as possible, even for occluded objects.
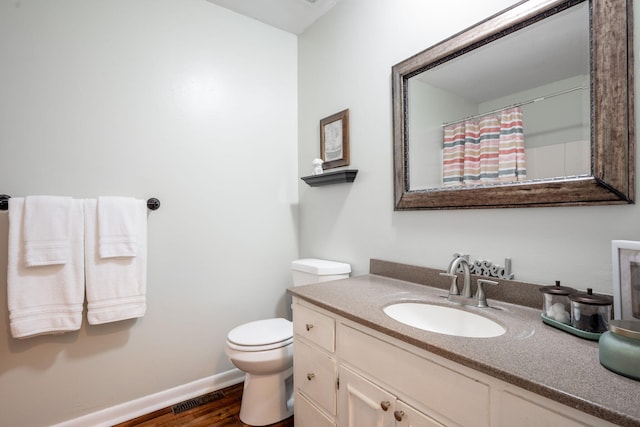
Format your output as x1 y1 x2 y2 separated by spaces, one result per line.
288 273 640 427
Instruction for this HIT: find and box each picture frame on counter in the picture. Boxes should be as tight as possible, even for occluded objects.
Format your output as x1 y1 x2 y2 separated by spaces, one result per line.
320 109 350 170
611 240 640 320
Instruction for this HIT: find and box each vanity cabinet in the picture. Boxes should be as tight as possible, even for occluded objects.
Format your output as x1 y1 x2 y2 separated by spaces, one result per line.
292 298 615 427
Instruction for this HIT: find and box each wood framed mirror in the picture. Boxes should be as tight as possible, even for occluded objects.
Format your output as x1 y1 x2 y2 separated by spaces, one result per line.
392 0 634 210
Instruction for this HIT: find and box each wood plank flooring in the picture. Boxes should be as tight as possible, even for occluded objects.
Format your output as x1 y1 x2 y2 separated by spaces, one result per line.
113 383 294 427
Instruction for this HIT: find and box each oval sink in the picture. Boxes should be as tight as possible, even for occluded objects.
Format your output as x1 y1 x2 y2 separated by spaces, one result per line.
383 302 506 338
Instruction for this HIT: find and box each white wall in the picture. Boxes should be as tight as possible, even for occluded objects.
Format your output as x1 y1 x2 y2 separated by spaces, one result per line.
0 1 297 425
298 0 640 292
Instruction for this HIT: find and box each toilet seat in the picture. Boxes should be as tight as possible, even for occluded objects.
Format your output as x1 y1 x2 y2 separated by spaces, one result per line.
227 318 293 352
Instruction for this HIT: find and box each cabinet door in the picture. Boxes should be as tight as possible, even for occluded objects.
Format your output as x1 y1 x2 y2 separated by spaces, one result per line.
395 400 445 427
338 366 395 427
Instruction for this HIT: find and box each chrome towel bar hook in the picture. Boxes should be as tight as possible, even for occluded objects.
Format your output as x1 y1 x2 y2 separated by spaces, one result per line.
0 194 161 211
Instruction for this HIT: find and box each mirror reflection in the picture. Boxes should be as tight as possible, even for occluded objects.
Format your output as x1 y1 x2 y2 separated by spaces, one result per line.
407 2 590 190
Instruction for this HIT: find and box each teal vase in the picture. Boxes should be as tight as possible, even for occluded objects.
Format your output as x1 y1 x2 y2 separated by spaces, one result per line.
599 320 640 381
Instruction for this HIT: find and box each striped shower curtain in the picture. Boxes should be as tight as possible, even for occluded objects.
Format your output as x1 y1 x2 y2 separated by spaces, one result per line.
442 107 526 186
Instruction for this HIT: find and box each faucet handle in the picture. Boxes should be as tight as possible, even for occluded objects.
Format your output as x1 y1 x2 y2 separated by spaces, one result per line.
475 279 499 308
439 272 459 295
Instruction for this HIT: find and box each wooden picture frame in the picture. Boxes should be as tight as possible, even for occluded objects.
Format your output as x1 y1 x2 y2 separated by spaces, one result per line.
320 109 350 170
611 240 640 320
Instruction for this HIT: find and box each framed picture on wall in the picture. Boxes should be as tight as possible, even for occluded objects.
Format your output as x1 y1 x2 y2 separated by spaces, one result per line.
611 240 640 320
320 109 350 170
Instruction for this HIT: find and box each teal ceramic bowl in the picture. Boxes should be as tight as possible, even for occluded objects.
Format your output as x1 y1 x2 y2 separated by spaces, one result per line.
599 320 640 381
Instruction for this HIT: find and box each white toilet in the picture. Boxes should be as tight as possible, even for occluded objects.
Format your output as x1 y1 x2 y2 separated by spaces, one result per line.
225 258 351 426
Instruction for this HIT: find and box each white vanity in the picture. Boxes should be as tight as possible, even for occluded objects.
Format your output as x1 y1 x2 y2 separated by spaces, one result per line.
289 265 640 427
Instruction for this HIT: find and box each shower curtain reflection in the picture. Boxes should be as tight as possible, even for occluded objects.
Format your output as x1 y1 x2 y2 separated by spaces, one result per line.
443 107 526 186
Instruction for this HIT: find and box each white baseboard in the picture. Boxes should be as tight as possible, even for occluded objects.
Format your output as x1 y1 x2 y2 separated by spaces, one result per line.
51 369 245 427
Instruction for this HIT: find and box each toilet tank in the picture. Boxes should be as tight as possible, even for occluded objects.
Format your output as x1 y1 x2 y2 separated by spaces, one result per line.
291 258 351 286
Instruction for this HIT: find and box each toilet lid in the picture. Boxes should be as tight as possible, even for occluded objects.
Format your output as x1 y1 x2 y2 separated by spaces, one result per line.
227 318 293 347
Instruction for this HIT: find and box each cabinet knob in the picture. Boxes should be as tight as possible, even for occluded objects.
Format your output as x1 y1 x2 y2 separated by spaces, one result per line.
394 410 405 422
307 373 315 381
380 401 391 411
305 323 314 331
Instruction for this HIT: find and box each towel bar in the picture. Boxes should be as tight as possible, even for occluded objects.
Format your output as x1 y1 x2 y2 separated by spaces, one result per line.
0 194 161 211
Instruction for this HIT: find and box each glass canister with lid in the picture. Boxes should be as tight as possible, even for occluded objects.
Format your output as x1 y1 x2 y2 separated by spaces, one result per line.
539 280 576 324
569 288 613 333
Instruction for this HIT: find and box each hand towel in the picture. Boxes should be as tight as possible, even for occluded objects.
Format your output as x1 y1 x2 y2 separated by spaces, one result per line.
97 196 140 258
7 197 84 338
23 195 72 266
84 199 147 325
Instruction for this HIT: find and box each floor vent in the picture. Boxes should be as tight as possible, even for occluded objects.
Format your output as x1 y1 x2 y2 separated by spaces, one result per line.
171 390 225 415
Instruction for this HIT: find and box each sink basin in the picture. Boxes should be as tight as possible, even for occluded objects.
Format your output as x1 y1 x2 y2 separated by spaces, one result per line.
383 302 506 338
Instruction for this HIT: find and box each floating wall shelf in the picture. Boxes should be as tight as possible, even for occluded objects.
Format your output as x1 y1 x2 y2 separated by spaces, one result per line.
301 169 358 187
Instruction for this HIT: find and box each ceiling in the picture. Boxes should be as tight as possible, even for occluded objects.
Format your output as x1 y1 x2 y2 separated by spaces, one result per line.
205 0 339 35
205 0 587 105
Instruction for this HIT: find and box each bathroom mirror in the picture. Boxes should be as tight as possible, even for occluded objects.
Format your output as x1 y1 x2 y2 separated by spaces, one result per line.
392 0 634 209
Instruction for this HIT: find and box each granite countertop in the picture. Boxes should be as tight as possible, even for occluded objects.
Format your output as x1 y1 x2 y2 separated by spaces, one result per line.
288 274 640 427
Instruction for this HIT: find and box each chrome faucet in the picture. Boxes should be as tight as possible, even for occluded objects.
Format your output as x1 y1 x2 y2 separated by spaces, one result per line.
440 254 498 308
446 254 472 297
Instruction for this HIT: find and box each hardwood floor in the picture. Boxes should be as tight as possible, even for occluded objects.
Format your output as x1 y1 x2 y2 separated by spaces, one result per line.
113 383 294 427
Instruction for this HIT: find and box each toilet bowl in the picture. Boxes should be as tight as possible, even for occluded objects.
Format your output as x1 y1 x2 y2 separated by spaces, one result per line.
225 258 350 426
225 318 294 426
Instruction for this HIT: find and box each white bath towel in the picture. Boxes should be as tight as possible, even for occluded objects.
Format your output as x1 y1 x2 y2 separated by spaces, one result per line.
97 196 140 258
84 199 147 325
7 197 84 338
23 195 72 267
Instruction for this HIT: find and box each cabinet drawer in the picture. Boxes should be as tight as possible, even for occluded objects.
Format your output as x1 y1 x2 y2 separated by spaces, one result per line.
338 324 490 427
295 392 336 427
294 339 337 416
294 303 335 352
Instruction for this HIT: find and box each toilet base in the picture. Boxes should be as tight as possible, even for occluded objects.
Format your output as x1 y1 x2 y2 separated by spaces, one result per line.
239 367 294 426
